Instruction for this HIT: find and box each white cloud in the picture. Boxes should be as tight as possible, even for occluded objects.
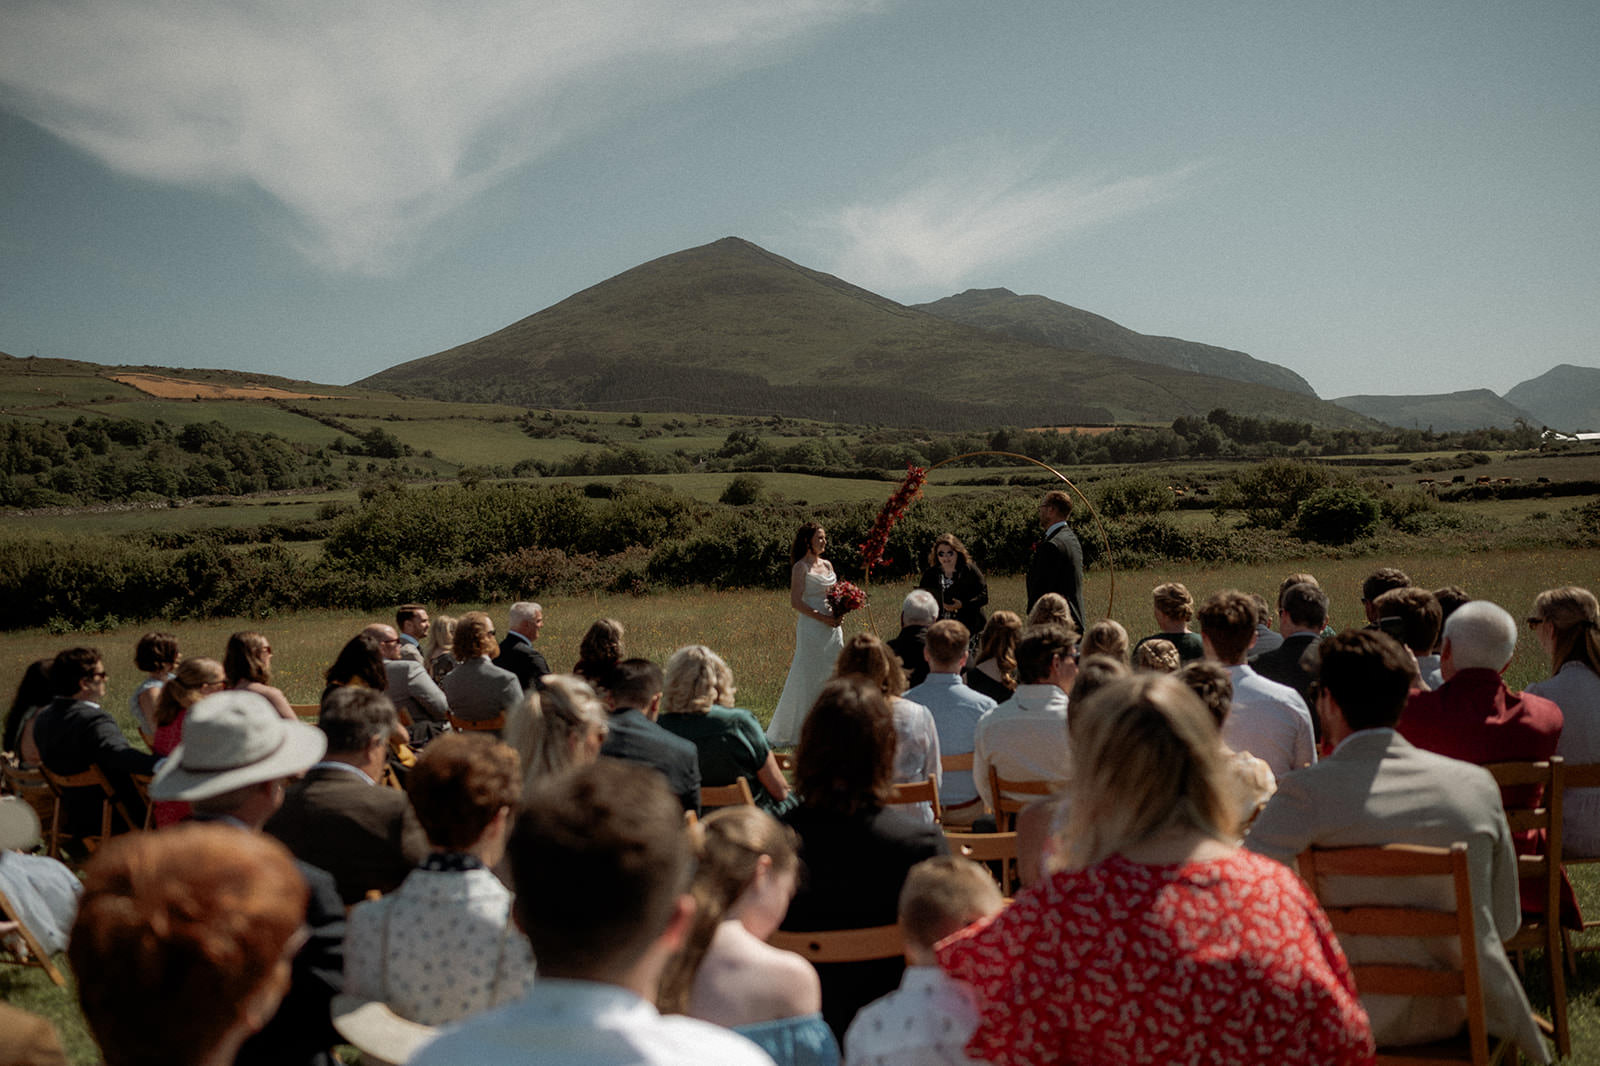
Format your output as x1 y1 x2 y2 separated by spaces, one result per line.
0 0 880 273
807 144 1202 296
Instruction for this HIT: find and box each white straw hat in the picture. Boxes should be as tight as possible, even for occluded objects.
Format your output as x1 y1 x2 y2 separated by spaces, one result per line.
149 691 326 801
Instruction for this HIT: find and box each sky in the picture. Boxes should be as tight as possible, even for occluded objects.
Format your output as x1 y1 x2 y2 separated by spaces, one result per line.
1 0 1596 401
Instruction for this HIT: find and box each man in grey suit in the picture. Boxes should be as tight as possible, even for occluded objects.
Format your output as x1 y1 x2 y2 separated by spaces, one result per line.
394 604 430 665
1246 629 1549 1063
363 623 450 725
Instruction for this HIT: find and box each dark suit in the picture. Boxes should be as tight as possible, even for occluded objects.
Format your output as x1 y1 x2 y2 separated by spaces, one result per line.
601 708 701 813
264 766 428 905
494 630 550 692
1249 632 1321 710
31 697 158 839
887 624 931 689
917 565 989 637
1026 522 1086 631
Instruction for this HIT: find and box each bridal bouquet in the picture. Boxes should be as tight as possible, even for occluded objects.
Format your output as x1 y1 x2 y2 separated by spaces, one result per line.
826 581 867 619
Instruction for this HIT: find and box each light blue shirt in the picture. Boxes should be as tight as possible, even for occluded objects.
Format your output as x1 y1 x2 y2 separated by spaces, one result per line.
903 673 996 807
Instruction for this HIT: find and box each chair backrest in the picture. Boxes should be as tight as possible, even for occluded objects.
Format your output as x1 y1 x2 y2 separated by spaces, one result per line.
0 886 67 987
945 829 1020 893
1298 842 1489 1066
290 703 320 720
1561 761 1600 864
774 752 795 776
1 759 55 838
769 923 903 964
941 751 974 773
887 775 941 823
987 766 1055 830
449 712 506 733
38 764 116 860
700 778 756 809
129 773 156 830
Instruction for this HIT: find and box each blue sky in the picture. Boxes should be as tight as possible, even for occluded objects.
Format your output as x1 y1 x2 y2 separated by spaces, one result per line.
2 0 1595 400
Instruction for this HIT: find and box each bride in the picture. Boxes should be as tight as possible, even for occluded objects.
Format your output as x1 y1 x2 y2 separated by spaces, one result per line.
765 522 844 747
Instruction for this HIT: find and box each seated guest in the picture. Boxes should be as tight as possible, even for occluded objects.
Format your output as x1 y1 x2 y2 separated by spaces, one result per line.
904 621 996 829
129 631 179 743
148 657 228 828
364 623 450 727
918 532 989 638
1176 660 1275 827
494 601 551 693
1249 581 1328 711
573 617 625 692
321 634 388 704
1371 586 1443 689
834 634 940 824
601 659 701 814
1526 586 1600 856
265 687 428 905
1360 566 1412 625
658 646 792 814
1132 581 1204 663
1132 638 1179 673
963 611 1022 704
31 647 158 845
1248 630 1549 1062
972 625 1077 816
3 658 53 769
1199 589 1316 777
224 631 297 720
411 761 773 1066
70 825 309 1066
441 612 524 734
1080 618 1129 664
346 734 534 1026
0 796 81 957
1025 592 1072 630
886 590 938 690
507 675 610 792
1250 593 1283 656
660 806 836 1065
942 674 1373 1066
781 678 949 1040
394 604 430 665
843 856 1003 1066
425 614 458 683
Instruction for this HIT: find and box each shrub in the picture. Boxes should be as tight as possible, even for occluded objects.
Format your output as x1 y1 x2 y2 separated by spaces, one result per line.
1294 486 1381 545
1218 460 1337 528
1094 474 1175 519
719 475 766 506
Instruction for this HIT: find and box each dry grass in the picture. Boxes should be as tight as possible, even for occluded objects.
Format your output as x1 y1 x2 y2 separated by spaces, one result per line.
111 373 332 401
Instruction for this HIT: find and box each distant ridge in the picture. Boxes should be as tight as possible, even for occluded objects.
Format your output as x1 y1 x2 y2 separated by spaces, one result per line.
1330 388 1533 431
914 288 1317 397
1504 364 1600 432
361 237 1373 430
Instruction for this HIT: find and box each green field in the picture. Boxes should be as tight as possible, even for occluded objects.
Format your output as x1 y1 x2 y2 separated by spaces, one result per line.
22 398 349 443
0 373 144 410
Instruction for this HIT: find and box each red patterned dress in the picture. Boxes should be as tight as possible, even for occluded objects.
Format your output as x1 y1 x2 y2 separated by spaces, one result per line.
938 849 1374 1065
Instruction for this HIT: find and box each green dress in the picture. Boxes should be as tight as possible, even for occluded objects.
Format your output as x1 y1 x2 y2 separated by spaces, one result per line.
658 706 795 815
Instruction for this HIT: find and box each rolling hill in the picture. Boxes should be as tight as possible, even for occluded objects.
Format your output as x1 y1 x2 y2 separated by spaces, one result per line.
360 237 1375 430
1329 389 1535 432
913 288 1317 397
1504 364 1600 432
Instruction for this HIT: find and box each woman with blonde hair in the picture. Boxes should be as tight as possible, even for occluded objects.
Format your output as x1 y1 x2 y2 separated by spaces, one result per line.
1132 581 1204 663
425 614 458 683
1027 592 1072 629
941 674 1372 1065
658 645 792 814
965 610 1023 704
1080 618 1130 664
832 634 940 823
223 632 296 720
659 806 836 1065
505 674 610 790
917 532 989 637
1527 585 1600 855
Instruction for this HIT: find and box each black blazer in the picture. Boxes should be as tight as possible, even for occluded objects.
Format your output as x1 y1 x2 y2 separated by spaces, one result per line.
494 631 550 692
1250 632 1322 735
31 697 158 838
601 709 702 813
887 624 931 689
1026 524 1086 631
917 565 989 637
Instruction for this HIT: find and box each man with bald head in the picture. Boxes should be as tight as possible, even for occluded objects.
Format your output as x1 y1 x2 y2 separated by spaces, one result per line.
362 623 450 727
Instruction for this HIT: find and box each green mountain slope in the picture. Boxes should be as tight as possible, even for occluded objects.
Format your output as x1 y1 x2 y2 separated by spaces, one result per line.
913 288 1317 397
361 238 1372 429
1504 364 1600 432
1330 388 1534 431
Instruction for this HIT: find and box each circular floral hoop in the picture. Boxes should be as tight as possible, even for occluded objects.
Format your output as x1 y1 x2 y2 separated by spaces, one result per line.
856 450 1116 636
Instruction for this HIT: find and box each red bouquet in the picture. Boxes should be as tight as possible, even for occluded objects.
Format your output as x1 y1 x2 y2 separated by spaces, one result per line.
826 581 867 619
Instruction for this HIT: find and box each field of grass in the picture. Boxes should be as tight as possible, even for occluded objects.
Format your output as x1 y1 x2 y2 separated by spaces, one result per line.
0 373 144 410
17 399 350 443
337 416 596 467
1 494 350 540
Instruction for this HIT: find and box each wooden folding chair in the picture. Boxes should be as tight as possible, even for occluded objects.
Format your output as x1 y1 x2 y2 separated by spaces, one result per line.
1 759 56 841
769 923 903 964
940 751 974 774
945 829 1020 894
1559 760 1600 973
0 886 66 988
290 703 320 720
449 712 506 734
987 767 1054 831
1485 757 1569 1058
774 752 795 777
700 778 756 809
39 764 118 860
1298 843 1493 1066
888 775 941 823
129 773 156 830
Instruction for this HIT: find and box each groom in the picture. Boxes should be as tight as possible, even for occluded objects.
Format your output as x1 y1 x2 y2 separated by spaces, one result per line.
1026 489 1085 631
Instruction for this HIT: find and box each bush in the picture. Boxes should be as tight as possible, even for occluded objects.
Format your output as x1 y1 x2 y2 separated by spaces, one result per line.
719 475 766 506
1094 474 1175 519
1218 460 1336 528
1294 486 1381 545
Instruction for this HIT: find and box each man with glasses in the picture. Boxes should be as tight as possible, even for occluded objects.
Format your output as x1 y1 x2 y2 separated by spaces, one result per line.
363 623 450 728
31 646 159 846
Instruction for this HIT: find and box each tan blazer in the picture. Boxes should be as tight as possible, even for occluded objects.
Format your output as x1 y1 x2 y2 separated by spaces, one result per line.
1245 729 1549 1063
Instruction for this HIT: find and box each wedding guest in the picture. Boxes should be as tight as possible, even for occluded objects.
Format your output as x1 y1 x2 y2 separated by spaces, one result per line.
833 635 940 824
573 618 626 690
506 675 610 792
148 657 228 827
425 614 458 683
224 631 297 720
658 645 792 815
1026 593 1072 630
1526 586 1600 856
130 631 179 743
904 621 995 829
1132 582 1203 663
1132 638 1180 673
964 611 1022 705
442 612 523 734
1080 618 1129 664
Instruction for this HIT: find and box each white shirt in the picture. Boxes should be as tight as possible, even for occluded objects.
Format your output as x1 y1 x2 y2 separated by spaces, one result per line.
411 979 775 1066
843 966 984 1066
891 696 942 824
1221 664 1317 778
345 866 533 1026
972 683 1071 811
1529 660 1600 855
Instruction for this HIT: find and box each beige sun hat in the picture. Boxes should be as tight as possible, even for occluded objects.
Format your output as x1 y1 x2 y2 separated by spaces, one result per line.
330 994 439 1066
0 796 42 852
149 690 326 802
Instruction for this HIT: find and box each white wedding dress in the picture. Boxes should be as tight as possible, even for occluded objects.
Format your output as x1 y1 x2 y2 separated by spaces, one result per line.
765 566 845 747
